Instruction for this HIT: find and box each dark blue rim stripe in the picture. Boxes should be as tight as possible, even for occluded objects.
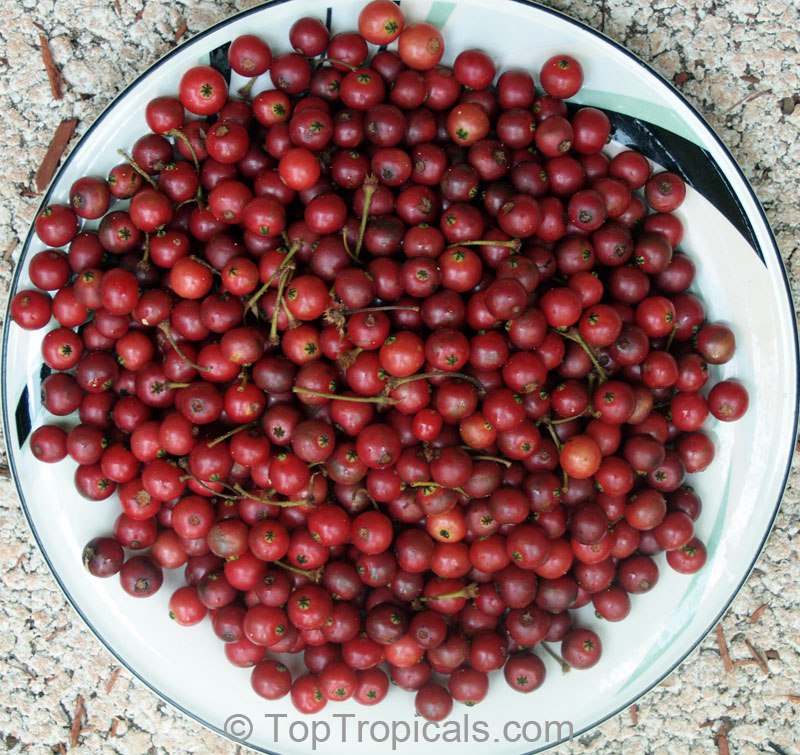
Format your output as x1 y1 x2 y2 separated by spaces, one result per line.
578 105 764 261
209 41 233 83
2 1 798 753
13 364 50 448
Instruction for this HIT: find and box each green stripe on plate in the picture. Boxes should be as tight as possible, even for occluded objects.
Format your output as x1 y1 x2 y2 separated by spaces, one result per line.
574 90 704 147
426 1 457 29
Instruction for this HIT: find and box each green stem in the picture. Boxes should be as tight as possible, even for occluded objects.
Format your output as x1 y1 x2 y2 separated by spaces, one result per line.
419 582 479 602
341 227 358 263
558 328 608 384
245 243 301 315
551 413 586 425
587 371 597 403
281 296 297 329
665 324 678 352
189 255 220 276
292 387 396 406
270 498 314 507
409 480 468 497
166 129 200 174
139 233 150 267
538 418 563 452
343 305 420 316
541 642 571 674
274 560 323 583
246 281 271 316
387 371 486 397
179 473 240 500
316 57 358 71
232 484 313 508
447 238 521 251
269 266 293 344
465 453 512 468
157 323 211 372
207 422 256 448
232 484 269 500
117 149 158 189
237 76 258 98
354 175 378 261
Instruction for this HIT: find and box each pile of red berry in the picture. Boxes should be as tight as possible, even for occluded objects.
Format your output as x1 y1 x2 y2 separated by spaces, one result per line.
10 0 749 721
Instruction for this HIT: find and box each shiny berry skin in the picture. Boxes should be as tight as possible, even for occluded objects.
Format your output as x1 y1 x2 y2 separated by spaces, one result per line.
539 54 583 99
229 34 273 76
358 0 405 45
707 380 749 421
179 66 228 115
35 204 79 247
398 23 444 71
10 290 52 330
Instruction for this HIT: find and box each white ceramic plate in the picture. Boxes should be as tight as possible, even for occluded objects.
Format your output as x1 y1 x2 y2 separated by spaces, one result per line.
3 1 798 753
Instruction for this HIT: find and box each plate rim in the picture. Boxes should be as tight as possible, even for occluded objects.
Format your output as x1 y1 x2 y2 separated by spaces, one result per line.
3 0 798 752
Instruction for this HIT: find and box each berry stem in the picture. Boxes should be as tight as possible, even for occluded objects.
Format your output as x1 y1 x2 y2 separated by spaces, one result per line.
447 238 521 251
409 480 468 496
292 387 397 406
237 76 258 98
586 371 597 404
189 255 220 276
316 57 358 71
269 265 294 345
166 129 201 173
270 497 315 507
538 417 564 452
280 295 297 329
463 452 513 468
418 582 479 602
541 642 572 674
387 371 486 397
342 227 359 264
665 324 678 352
157 322 211 372
207 422 257 448
354 174 378 261
274 560 324 583
247 283 273 316
343 305 420 316
139 232 150 268
559 328 608 383
178 473 240 500
116 149 158 189
246 242 301 315
550 412 586 425
233 484 312 507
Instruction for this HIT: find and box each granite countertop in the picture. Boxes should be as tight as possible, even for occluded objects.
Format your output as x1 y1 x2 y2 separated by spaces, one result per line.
0 0 798 752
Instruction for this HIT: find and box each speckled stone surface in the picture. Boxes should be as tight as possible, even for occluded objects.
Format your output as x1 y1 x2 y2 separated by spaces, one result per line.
0 1 799 753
